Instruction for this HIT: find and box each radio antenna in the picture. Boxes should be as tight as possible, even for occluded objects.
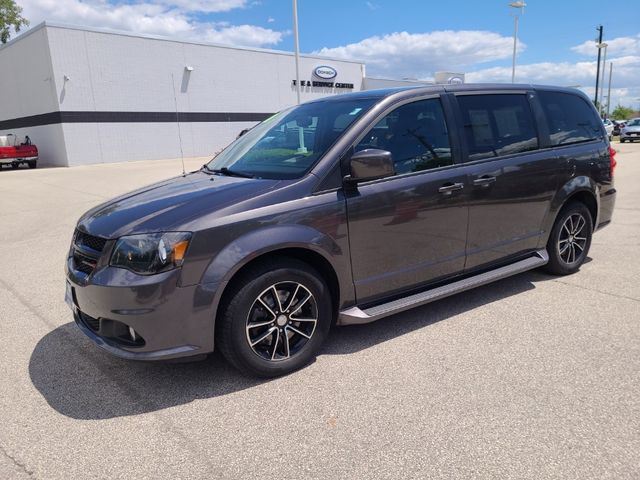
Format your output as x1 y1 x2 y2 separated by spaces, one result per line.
171 73 186 175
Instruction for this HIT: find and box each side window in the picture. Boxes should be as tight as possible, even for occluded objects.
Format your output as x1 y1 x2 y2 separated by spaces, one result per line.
355 98 453 175
457 94 539 161
538 91 603 146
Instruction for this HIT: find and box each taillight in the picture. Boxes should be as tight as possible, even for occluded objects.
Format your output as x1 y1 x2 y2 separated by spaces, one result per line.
608 145 617 176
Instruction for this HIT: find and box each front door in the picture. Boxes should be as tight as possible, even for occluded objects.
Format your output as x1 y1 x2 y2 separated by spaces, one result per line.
345 97 469 305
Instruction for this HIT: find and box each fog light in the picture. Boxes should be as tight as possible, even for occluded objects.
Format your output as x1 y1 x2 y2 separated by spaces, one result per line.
129 326 137 341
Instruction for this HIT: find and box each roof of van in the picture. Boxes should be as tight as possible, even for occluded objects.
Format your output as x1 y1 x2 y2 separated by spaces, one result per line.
308 83 589 104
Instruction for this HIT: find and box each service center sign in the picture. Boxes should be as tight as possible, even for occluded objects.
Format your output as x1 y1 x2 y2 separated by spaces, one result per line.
292 65 354 89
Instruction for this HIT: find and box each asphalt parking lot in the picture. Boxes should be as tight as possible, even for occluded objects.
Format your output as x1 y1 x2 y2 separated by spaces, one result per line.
1 144 639 479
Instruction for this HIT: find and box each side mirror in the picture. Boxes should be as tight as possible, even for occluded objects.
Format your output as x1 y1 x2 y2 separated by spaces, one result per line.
347 149 395 183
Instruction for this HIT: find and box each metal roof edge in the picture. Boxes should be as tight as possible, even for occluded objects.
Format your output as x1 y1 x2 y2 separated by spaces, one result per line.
13 21 366 65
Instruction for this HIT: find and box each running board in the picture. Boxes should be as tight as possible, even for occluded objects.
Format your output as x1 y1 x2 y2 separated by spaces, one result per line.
338 249 549 325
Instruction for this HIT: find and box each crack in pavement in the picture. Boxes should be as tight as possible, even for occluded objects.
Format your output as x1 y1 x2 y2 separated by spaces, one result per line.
0 443 35 478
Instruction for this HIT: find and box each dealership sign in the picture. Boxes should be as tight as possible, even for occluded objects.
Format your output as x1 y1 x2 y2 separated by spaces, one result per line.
292 65 354 90
313 65 337 79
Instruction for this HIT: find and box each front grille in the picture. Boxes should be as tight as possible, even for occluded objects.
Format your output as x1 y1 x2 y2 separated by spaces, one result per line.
79 311 100 331
73 251 98 275
75 231 107 253
77 310 145 347
71 230 108 276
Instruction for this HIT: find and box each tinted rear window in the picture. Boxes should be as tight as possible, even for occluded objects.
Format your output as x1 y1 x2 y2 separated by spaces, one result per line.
538 91 603 146
457 94 539 161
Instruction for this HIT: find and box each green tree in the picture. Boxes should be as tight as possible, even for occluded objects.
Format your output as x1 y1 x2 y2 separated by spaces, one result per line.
0 0 29 44
611 104 635 120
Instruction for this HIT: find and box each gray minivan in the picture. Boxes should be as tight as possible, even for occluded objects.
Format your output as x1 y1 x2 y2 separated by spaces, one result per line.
66 84 616 377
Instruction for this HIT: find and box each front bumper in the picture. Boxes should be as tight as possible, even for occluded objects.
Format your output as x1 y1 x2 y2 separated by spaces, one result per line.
66 259 221 361
621 131 640 140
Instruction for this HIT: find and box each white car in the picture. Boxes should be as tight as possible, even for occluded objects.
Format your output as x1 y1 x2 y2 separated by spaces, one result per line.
620 118 640 143
602 119 614 140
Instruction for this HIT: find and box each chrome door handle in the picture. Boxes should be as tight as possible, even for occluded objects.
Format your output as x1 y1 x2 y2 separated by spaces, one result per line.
472 176 497 187
438 182 465 195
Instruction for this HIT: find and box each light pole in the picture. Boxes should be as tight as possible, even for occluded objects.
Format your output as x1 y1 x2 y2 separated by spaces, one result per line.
597 42 608 116
606 62 613 117
509 1 526 83
292 0 302 105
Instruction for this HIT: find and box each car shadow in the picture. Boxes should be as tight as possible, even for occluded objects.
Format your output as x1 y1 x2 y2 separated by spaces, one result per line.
0 164 59 173
30 270 550 420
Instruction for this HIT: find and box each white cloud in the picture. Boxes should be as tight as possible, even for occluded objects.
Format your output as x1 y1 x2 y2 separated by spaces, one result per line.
313 30 524 78
314 28 639 108
466 55 640 109
155 0 247 13
572 34 640 57
204 24 286 47
17 0 286 48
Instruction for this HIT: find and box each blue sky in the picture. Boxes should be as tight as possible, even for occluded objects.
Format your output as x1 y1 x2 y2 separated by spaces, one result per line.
16 0 640 107
219 0 636 64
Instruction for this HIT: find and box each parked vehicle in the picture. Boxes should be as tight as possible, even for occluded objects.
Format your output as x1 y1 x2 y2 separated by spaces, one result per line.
66 84 616 377
0 134 38 169
620 118 640 143
612 119 625 136
602 118 614 140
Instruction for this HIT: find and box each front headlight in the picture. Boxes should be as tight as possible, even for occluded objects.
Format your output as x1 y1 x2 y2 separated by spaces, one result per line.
110 232 192 275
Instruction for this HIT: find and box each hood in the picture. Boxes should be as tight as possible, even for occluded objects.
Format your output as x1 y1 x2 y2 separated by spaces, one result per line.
78 171 281 238
624 125 640 131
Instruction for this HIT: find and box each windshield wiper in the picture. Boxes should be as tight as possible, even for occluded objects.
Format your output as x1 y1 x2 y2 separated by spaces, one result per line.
202 165 254 178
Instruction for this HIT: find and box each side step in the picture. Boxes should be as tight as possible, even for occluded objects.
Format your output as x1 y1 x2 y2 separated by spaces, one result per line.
338 249 549 325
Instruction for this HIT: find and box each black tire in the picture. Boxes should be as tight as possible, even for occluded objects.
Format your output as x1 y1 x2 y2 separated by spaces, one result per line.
10 162 19 169
27 161 37 169
544 201 593 276
620 138 626 143
216 258 332 377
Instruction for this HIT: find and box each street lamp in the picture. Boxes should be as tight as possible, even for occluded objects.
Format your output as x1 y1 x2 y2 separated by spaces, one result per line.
292 0 302 105
606 62 613 117
597 42 608 116
508 1 526 83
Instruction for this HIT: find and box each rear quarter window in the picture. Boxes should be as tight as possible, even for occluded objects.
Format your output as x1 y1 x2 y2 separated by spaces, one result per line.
537 91 603 146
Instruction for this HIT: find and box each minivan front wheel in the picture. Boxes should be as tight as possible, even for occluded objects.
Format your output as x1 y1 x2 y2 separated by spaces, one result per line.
544 202 593 275
217 259 332 377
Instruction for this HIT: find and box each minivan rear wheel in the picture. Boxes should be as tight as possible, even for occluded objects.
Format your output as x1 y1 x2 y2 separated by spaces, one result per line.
216 258 332 377
544 202 593 275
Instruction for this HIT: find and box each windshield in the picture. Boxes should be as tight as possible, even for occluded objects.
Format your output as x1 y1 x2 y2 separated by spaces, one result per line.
627 118 640 126
205 98 377 179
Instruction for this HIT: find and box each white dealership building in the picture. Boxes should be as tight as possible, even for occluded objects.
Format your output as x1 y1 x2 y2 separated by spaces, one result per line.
0 22 447 167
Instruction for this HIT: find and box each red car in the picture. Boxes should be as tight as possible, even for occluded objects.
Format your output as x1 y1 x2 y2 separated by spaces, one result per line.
0 134 38 169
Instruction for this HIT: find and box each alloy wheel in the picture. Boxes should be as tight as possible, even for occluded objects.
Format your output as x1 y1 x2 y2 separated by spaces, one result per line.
245 282 318 361
558 213 588 264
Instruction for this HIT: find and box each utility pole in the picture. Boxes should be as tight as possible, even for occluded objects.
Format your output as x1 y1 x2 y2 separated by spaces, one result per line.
594 25 603 107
